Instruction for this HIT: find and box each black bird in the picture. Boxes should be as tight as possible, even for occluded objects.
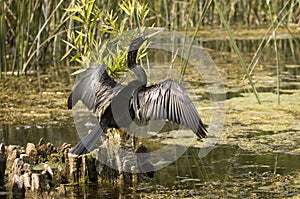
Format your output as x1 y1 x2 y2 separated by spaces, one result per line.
68 34 207 155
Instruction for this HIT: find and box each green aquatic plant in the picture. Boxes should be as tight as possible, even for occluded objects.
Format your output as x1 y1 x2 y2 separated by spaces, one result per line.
0 0 298 94
0 0 6 79
214 0 261 104
62 0 151 78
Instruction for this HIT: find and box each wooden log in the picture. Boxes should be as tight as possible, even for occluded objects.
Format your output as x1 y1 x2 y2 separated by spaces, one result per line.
37 138 57 163
67 153 81 183
31 173 41 191
0 143 6 187
6 145 22 168
21 173 31 190
95 128 154 188
10 154 31 198
11 174 25 198
25 143 38 164
9 154 30 182
81 153 98 183
2 134 154 197
28 173 51 198
6 140 67 197
58 184 67 197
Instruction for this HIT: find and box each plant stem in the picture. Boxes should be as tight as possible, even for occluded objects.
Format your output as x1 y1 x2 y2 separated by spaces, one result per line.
179 0 212 83
273 31 280 104
0 0 7 79
213 0 261 104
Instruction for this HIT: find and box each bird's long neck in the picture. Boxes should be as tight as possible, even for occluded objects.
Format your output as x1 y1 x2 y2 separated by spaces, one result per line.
127 49 138 69
127 42 147 84
131 65 147 84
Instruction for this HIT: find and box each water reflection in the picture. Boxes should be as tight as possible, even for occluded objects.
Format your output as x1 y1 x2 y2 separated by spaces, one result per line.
200 37 300 64
0 124 78 147
150 145 299 188
1 124 299 198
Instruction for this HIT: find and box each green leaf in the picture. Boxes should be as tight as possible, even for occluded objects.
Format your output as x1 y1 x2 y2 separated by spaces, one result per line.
139 52 147 59
119 18 128 32
71 68 87 76
61 39 77 49
65 7 81 12
86 0 94 20
70 15 84 23
119 3 130 15
70 53 81 62
60 48 73 61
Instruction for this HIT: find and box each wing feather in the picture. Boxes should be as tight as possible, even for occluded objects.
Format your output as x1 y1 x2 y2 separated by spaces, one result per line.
68 65 123 115
132 79 207 138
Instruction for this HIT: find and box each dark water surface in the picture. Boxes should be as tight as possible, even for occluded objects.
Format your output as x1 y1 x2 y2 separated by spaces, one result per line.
1 124 299 198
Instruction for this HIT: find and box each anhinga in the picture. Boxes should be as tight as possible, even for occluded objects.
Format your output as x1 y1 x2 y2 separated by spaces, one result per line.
68 34 207 155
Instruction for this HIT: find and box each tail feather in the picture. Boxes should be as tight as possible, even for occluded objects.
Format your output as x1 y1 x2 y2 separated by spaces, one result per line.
71 124 106 155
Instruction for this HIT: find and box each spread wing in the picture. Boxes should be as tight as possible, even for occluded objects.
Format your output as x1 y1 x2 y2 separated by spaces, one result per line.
131 79 207 138
68 65 123 113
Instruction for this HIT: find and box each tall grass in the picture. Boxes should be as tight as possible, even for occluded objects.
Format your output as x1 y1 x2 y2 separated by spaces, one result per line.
2 0 69 77
246 0 299 78
214 0 261 104
0 0 299 102
0 0 6 79
179 0 213 83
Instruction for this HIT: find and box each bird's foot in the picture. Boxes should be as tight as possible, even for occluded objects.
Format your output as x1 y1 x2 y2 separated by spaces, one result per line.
116 128 125 137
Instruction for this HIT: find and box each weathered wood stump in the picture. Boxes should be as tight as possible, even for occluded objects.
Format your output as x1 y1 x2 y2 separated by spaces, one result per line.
1 128 154 197
65 128 153 187
0 143 6 189
95 128 154 186
5 141 59 198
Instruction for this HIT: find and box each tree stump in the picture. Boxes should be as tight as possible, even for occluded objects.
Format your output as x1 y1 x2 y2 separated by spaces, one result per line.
64 128 154 188
1 130 154 197
95 128 154 187
0 143 6 188
5 141 68 198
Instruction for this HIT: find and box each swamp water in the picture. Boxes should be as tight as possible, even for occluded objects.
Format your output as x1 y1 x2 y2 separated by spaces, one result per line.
1 33 300 198
1 124 299 198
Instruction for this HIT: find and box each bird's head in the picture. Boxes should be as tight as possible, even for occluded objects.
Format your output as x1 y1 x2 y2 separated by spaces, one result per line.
128 29 163 52
128 36 148 53
127 30 164 69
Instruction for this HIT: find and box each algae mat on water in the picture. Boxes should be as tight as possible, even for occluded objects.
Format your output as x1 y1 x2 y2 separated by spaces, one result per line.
0 75 72 125
220 92 300 154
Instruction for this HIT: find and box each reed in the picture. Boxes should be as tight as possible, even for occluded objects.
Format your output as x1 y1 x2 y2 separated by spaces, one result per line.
266 1 280 105
0 0 298 96
179 0 212 83
274 31 280 105
246 0 298 78
214 0 261 104
0 0 6 79
3 0 70 76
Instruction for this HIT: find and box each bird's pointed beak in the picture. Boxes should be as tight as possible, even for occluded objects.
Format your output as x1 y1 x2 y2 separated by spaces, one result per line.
146 29 164 39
